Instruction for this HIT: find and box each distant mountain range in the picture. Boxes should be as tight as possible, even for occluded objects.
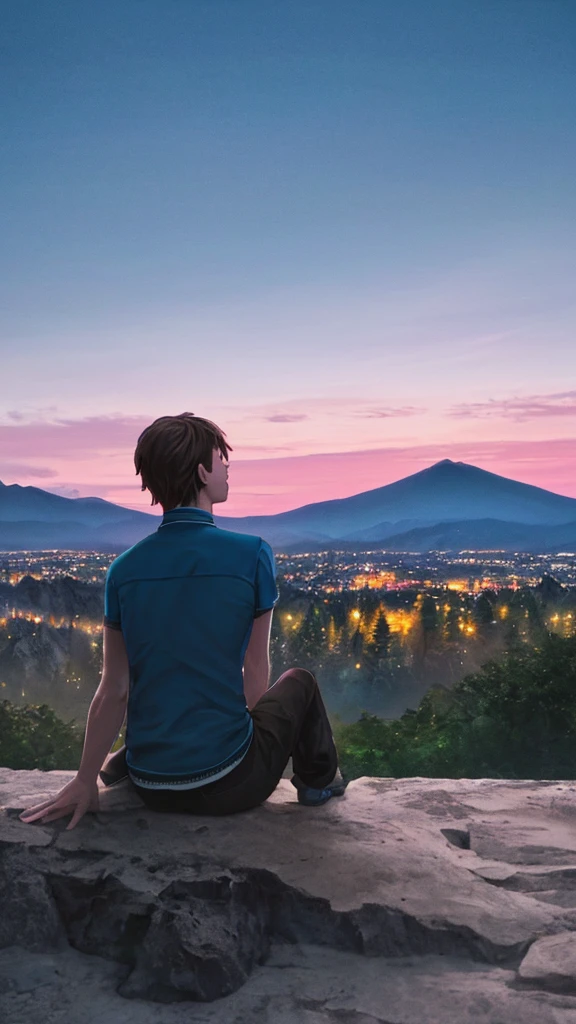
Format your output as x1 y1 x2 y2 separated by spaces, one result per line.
1 460 576 553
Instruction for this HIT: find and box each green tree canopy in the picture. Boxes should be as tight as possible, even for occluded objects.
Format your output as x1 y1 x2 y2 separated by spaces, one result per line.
0 700 84 770
332 634 576 781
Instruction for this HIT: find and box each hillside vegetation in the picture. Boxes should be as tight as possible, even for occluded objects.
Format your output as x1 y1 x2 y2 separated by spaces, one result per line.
333 634 576 780
2 635 576 780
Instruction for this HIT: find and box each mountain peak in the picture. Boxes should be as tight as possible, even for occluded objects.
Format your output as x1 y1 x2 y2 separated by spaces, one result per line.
430 459 469 469
427 459 475 474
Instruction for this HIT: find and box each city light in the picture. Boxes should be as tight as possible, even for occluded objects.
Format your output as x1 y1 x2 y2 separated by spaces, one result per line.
1 548 575 714
351 571 396 590
386 609 417 636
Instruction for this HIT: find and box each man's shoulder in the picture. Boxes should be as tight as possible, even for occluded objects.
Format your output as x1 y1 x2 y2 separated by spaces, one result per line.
105 531 160 580
213 526 268 556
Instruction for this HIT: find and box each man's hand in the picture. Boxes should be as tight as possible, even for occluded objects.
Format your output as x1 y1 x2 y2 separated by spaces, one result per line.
19 775 100 830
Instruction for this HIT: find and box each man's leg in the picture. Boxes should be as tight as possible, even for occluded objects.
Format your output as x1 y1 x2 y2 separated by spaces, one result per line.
251 666 341 790
182 666 343 813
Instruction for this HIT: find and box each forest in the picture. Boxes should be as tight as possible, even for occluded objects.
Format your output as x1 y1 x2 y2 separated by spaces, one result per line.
2 575 575 779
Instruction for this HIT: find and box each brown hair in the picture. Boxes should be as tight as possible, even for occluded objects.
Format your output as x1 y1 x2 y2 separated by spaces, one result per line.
134 412 232 512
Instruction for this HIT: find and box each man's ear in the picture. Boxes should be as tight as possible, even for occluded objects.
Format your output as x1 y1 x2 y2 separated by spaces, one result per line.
197 463 208 486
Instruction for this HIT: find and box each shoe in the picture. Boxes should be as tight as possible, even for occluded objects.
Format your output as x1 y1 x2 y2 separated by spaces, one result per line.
291 766 348 806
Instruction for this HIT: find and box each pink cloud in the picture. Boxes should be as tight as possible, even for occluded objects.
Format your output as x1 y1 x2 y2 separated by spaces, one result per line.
450 392 576 421
5 406 59 423
0 463 57 479
0 414 151 457
354 406 425 419
230 444 295 452
264 414 309 423
233 396 425 426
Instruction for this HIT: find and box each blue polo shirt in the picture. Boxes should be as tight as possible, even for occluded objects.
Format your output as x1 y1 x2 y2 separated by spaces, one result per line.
103 506 279 789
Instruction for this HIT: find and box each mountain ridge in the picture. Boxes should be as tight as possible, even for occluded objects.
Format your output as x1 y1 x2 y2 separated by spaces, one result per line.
1 460 575 552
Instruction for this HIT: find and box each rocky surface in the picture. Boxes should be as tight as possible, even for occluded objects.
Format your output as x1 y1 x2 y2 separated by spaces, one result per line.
0 575 104 622
2 769 576 1022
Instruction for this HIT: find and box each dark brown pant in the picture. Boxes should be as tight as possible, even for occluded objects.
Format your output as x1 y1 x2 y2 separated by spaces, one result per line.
128 667 339 815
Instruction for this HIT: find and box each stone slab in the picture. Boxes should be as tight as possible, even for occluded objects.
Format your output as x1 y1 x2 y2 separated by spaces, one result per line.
519 931 576 993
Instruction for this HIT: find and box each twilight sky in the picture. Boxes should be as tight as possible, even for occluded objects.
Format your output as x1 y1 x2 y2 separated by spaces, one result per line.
1 0 575 517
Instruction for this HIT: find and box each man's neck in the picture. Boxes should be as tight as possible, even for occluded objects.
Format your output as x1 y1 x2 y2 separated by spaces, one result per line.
166 496 213 514
194 494 213 514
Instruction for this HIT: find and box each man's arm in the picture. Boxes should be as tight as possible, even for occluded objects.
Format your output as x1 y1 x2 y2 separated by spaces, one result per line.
77 624 130 784
19 624 130 828
243 609 273 710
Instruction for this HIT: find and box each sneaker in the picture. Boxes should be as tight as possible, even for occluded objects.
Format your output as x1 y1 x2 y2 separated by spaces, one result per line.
291 766 348 806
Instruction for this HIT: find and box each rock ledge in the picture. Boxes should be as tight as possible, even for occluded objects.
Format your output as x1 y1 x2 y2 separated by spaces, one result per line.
2 769 576 1023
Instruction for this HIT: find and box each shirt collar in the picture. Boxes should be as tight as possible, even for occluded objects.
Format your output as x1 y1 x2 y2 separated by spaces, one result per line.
159 506 216 528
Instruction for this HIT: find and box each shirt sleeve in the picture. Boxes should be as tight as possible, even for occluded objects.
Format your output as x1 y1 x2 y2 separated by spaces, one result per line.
254 540 279 617
104 568 122 630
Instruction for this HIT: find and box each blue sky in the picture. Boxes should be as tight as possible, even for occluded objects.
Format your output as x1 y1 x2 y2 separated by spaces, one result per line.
1 1 575 513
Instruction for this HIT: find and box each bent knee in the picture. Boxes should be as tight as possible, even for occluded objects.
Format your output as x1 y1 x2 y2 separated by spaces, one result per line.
278 666 317 686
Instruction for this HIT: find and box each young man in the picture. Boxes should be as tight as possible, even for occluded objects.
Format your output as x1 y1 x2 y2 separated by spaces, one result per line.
20 412 346 830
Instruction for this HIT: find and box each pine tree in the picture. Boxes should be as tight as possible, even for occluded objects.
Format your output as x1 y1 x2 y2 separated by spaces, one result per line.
351 627 363 661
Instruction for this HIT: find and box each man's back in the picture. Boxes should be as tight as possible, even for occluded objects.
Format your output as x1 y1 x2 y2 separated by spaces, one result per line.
104 505 278 788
